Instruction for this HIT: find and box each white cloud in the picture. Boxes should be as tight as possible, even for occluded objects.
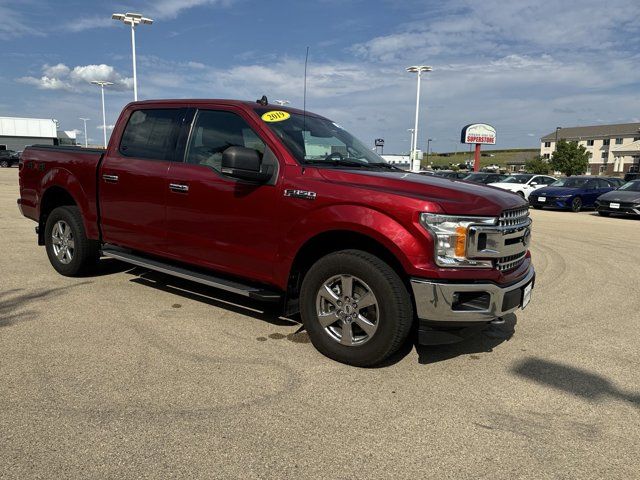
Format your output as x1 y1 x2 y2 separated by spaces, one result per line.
353 0 640 62
64 16 114 33
147 0 233 19
19 64 133 92
0 2 44 40
43 63 71 77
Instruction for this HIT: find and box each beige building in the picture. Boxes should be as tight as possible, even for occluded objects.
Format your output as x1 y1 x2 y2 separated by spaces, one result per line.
540 123 640 175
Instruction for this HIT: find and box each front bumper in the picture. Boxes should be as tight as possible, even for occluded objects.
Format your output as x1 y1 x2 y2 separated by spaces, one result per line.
529 196 572 209
595 201 640 216
411 265 535 324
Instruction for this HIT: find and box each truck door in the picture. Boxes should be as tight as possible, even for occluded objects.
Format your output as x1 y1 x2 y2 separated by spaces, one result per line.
99 108 184 254
164 107 282 285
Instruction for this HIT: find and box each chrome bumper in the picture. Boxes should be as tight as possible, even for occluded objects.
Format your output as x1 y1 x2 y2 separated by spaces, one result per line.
411 266 535 323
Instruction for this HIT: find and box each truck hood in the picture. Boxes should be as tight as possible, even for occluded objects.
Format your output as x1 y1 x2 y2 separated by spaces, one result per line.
317 169 527 216
597 190 640 202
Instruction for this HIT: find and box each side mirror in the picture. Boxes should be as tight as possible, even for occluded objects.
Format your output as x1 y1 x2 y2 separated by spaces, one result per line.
530 182 538 186
221 146 271 183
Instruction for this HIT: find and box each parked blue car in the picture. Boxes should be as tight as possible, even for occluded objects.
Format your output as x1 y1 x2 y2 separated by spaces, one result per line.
529 176 617 212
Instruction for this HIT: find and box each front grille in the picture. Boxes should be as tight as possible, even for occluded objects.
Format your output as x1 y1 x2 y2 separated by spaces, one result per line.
496 207 530 271
498 207 530 228
496 252 527 272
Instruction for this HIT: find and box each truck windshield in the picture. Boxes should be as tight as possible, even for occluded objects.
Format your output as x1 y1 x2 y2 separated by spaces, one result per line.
255 109 385 166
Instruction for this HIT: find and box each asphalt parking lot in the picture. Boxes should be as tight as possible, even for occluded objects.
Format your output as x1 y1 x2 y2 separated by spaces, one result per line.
1 167 638 479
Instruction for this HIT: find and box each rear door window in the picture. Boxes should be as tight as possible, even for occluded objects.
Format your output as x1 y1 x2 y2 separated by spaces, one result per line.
119 109 182 160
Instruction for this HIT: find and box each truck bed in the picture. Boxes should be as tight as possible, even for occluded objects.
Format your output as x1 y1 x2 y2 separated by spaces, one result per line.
18 145 104 239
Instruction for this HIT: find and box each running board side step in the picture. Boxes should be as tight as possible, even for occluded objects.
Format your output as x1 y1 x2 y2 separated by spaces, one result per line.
101 245 282 302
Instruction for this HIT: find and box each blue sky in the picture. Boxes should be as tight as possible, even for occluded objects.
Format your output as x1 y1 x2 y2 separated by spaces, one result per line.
1 0 639 152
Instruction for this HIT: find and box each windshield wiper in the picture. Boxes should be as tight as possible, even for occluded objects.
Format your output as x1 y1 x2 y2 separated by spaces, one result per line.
303 158 372 168
303 159 405 171
367 162 403 171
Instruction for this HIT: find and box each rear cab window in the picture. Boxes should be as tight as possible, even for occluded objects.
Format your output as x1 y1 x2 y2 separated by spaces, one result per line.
119 109 183 161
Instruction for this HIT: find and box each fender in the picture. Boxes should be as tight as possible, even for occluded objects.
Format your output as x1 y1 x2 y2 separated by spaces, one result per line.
38 167 100 240
273 204 434 289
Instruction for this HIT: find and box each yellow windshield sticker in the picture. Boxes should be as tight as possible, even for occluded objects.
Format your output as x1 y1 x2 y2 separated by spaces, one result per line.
261 110 290 122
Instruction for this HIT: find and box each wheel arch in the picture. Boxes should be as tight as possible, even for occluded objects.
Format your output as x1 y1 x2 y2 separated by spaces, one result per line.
37 167 99 243
38 186 79 245
284 229 413 315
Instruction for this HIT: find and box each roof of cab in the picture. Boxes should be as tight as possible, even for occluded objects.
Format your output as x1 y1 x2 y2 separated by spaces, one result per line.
125 99 325 119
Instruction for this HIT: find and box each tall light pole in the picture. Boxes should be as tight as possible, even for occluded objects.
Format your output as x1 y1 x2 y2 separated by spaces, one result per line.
79 118 90 147
91 81 114 148
112 12 153 101
427 138 433 165
406 65 432 172
407 128 415 156
274 99 290 106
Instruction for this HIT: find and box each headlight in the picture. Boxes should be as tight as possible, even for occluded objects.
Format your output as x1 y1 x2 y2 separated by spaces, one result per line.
420 213 496 268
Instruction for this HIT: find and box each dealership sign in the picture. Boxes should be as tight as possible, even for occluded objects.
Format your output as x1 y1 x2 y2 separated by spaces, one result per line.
461 123 496 145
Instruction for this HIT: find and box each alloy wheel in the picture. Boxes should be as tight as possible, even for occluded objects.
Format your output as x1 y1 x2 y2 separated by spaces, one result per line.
315 274 379 346
51 220 75 264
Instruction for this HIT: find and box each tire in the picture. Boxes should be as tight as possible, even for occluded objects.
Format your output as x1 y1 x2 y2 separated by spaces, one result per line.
570 196 582 213
44 206 100 276
0 160 9 168
517 191 525 198
300 249 413 367
598 211 610 217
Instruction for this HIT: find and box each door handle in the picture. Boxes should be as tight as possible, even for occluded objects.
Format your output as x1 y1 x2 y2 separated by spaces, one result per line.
169 183 189 193
102 174 119 183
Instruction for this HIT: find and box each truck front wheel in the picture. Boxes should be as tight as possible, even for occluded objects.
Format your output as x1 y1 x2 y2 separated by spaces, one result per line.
44 206 99 276
300 250 413 367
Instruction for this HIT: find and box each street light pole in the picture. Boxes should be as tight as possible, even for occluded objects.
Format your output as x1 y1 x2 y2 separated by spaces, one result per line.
407 129 415 156
406 65 432 172
112 13 153 101
427 138 433 165
79 118 89 147
91 81 114 148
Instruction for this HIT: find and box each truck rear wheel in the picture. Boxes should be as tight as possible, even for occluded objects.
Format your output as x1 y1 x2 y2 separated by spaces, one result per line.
45 206 99 276
300 250 413 367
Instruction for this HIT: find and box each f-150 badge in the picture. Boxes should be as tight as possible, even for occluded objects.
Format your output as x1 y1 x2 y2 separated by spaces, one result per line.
284 189 317 200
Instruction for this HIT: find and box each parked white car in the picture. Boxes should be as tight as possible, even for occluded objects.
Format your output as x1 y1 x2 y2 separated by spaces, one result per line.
489 174 557 199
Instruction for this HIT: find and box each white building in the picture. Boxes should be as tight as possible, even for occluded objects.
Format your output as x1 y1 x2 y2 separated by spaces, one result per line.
540 123 640 175
0 117 59 152
381 152 420 170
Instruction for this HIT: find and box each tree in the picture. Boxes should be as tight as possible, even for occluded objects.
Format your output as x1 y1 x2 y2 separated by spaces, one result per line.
525 156 551 174
550 140 590 176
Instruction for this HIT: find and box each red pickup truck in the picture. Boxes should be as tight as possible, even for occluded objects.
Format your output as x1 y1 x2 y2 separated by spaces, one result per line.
18 98 534 366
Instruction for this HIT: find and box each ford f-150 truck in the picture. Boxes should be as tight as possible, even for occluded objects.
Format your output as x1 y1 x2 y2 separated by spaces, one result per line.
18 98 534 366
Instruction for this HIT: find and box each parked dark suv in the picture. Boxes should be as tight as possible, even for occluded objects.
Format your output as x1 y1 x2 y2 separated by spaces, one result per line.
624 172 640 182
0 150 19 168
